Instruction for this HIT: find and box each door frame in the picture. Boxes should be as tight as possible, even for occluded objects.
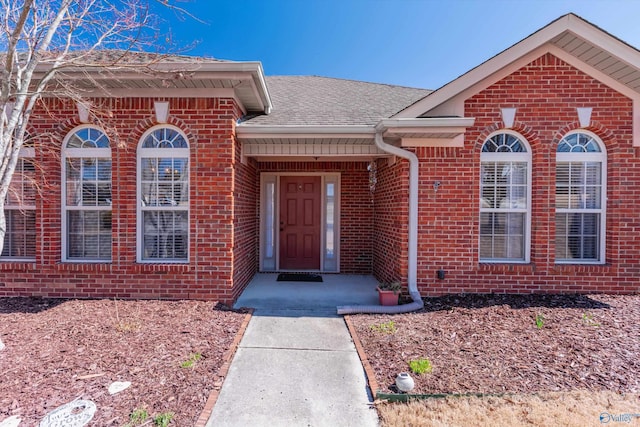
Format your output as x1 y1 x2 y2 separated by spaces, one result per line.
259 172 340 272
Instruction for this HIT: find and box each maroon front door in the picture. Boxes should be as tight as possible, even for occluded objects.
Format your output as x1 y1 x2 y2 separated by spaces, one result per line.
279 176 321 270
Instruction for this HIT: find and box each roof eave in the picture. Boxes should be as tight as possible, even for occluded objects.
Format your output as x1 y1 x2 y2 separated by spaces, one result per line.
393 13 640 119
34 60 273 114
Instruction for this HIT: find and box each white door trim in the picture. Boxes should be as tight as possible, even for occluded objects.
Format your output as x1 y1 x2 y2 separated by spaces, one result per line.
259 172 340 272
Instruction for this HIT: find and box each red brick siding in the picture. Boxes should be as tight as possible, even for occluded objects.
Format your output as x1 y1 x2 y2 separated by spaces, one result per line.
257 161 373 273
372 158 409 286
231 131 258 300
417 53 639 295
0 97 243 303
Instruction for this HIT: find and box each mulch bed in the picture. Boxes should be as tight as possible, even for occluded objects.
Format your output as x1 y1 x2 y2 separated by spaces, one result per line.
349 294 640 395
0 298 247 426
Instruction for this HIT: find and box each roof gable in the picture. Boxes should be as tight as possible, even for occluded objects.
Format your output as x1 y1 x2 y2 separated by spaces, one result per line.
394 13 640 119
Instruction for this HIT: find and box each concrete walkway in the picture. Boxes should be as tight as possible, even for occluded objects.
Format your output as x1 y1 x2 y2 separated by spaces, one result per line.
206 274 379 427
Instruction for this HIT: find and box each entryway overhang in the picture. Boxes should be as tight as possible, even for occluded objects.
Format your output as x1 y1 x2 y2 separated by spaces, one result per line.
237 118 476 160
236 125 389 161
376 117 476 148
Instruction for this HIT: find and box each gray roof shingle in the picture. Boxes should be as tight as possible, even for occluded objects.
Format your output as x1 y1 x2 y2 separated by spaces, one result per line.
242 76 431 127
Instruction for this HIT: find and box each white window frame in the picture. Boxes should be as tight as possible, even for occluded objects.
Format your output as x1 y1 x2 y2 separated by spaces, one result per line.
555 130 607 264
479 130 532 263
61 125 112 262
137 125 190 263
1 147 36 261
259 172 340 272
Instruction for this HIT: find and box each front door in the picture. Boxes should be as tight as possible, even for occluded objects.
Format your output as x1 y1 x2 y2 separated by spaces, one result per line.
279 176 321 270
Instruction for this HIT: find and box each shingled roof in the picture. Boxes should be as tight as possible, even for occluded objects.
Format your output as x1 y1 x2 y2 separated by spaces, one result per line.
241 76 431 127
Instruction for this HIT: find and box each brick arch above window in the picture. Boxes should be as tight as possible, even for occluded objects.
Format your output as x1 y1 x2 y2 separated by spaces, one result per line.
128 116 195 150
552 122 618 155
474 122 537 152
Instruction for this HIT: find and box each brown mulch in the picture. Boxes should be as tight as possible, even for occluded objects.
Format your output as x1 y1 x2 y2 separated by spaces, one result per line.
349 294 640 395
0 298 247 426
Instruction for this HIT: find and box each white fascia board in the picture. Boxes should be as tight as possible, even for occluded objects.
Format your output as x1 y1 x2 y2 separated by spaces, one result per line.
236 125 375 139
35 60 264 75
392 13 640 119
248 62 273 114
376 118 475 132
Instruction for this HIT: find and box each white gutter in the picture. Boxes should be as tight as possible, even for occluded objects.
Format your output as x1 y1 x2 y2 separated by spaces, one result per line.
337 127 424 315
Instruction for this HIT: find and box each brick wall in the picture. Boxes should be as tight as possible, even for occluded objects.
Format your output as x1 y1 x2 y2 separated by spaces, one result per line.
416 53 640 295
372 158 409 286
231 132 258 301
257 161 374 273
0 97 244 303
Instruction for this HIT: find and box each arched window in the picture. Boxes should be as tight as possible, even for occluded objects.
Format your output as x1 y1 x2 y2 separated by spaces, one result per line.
1 139 35 261
62 126 112 261
555 131 606 263
479 131 531 262
137 126 189 262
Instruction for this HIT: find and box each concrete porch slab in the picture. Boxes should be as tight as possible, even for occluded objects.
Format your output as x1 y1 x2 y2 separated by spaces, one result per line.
233 273 379 312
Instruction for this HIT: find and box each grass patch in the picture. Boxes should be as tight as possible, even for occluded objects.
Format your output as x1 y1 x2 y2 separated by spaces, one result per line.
408 358 432 375
180 352 202 368
153 412 174 427
534 314 544 329
370 320 397 334
125 408 149 426
377 390 640 427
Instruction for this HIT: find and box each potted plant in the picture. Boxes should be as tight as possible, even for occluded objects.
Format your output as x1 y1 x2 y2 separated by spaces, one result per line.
377 281 401 306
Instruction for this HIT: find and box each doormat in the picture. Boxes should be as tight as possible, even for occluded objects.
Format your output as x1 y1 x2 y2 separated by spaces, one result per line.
277 273 323 282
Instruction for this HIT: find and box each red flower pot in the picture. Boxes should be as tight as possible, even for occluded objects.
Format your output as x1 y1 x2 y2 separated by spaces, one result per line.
377 288 399 306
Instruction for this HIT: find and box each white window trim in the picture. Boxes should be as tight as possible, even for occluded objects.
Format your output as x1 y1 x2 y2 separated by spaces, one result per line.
136 125 190 263
259 172 340 272
1 148 36 261
555 130 607 264
479 129 532 263
61 125 112 263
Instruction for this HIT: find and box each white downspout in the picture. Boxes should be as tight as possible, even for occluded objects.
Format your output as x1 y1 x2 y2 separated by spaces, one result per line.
337 130 423 314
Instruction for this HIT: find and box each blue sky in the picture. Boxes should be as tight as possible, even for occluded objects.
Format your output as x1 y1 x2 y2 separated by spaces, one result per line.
154 0 640 90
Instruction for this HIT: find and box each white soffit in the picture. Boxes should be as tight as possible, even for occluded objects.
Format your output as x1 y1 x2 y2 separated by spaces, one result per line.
40 62 272 114
238 125 380 156
236 125 375 140
394 13 640 119
243 141 387 158
376 117 475 141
